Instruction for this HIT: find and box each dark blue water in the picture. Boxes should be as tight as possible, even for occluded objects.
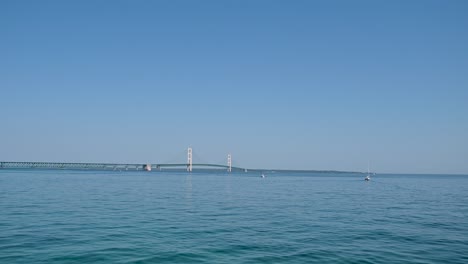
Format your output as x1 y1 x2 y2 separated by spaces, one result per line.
1 170 468 263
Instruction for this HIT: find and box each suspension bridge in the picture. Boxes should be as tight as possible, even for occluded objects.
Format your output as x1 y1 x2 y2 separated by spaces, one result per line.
0 147 247 172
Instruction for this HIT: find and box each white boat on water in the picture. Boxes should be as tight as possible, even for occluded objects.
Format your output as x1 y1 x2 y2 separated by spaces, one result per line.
261 173 265 178
365 162 371 181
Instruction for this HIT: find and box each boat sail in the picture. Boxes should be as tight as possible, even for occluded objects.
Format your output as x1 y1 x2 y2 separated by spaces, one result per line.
365 162 371 181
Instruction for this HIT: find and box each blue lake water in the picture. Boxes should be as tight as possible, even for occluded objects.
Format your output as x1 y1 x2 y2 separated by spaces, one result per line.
1 170 468 263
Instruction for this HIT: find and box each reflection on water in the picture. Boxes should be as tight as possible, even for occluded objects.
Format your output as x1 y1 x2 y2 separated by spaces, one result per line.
185 173 192 202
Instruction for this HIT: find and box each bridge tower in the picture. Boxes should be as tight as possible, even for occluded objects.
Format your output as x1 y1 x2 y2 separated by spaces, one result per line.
187 147 193 172
227 154 232 172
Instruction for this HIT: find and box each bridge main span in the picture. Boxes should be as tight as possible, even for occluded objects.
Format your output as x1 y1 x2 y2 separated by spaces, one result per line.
0 147 245 172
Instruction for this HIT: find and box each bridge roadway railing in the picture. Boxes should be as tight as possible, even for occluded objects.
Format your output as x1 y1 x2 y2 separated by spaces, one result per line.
0 161 144 170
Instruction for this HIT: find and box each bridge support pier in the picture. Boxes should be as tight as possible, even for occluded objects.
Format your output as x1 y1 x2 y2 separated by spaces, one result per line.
144 164 152 171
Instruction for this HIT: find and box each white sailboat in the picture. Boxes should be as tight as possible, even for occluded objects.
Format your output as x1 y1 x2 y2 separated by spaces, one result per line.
365 162 371 181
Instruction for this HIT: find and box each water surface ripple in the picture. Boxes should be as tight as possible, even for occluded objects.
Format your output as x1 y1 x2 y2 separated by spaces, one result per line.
1 170 468 263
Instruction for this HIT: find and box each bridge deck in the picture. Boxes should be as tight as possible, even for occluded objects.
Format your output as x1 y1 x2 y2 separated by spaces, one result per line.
0 161 246 171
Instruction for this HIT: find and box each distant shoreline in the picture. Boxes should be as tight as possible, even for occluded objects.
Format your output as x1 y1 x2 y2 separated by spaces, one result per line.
1 161 467 176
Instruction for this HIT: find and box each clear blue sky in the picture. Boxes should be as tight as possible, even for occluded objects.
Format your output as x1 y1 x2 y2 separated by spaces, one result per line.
1 0 467 174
